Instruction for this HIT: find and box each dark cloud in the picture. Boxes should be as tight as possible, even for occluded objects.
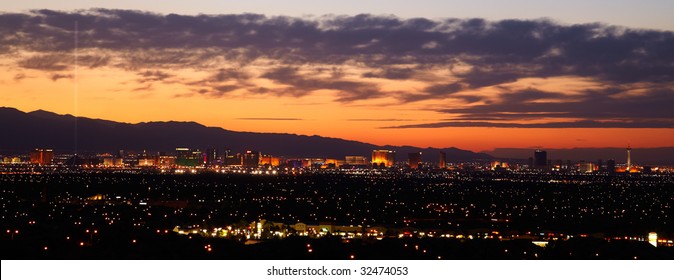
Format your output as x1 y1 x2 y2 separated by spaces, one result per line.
179 68 252 98
424 83 465 95
79 55 110 68
186 84 240 98
347 118 420 122
261 67 382 101
16 53 108 72
438 88 674 121
50 73 73 81
131 83 153 92
207 68 250 82
4 9 671 81
19 54 70 71
362 67 416 80
137 70 173 83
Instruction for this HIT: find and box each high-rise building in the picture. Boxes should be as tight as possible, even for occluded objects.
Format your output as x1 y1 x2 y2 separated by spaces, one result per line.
175 148 190 157
607 159 616 174
222 149 237 166
626 145 632 172
372 150 395 167
175 148 200 166
29 149 54 165
439 151 447 168
345 156 368 165
242 150 260 168
205 148 218 166
408 152 422 169
534 149 547 168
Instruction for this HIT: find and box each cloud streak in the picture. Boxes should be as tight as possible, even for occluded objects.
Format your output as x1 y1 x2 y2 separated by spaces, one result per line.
236 117 304 121
383 120 674 129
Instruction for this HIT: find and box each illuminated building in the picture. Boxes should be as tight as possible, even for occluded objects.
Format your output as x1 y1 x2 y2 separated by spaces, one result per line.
491 161 509 170
242 151 260 168
100 153 113 166
371 150 395 167
102 156 120 166
175 147 190 156
345 156 367 165
534 149 547 168
408 152 422 169
439 151 447 168
626 145 632 172
175 148 200 167
649 232 658 247
579 162 594 173
136 150 156 166
300 158 329 169
259 155 281 167
323 158 342 169
157 156 176 167
137 158 156 166
29 149 54 165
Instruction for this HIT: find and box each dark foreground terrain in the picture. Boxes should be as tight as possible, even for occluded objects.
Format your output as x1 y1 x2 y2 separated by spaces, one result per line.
1 170 672 259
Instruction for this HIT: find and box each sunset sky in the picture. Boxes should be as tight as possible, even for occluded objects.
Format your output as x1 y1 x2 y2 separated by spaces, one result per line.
1 1 673 152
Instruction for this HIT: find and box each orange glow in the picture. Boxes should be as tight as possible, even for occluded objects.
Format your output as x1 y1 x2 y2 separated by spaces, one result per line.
2 59 672 152
372 150 395 167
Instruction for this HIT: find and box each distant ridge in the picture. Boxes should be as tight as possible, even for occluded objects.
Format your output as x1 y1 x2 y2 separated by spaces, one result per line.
0 107 491 162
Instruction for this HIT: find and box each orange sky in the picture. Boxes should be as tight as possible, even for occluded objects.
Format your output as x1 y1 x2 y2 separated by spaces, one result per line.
2 64 672 152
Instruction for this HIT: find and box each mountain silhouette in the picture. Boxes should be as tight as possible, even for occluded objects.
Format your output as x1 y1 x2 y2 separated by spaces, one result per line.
0 107 491 162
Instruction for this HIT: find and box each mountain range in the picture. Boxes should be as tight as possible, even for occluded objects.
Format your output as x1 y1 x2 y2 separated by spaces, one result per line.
0 107 491 162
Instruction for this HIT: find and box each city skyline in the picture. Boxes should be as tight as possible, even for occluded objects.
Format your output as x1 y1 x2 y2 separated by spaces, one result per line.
1 4 673 152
